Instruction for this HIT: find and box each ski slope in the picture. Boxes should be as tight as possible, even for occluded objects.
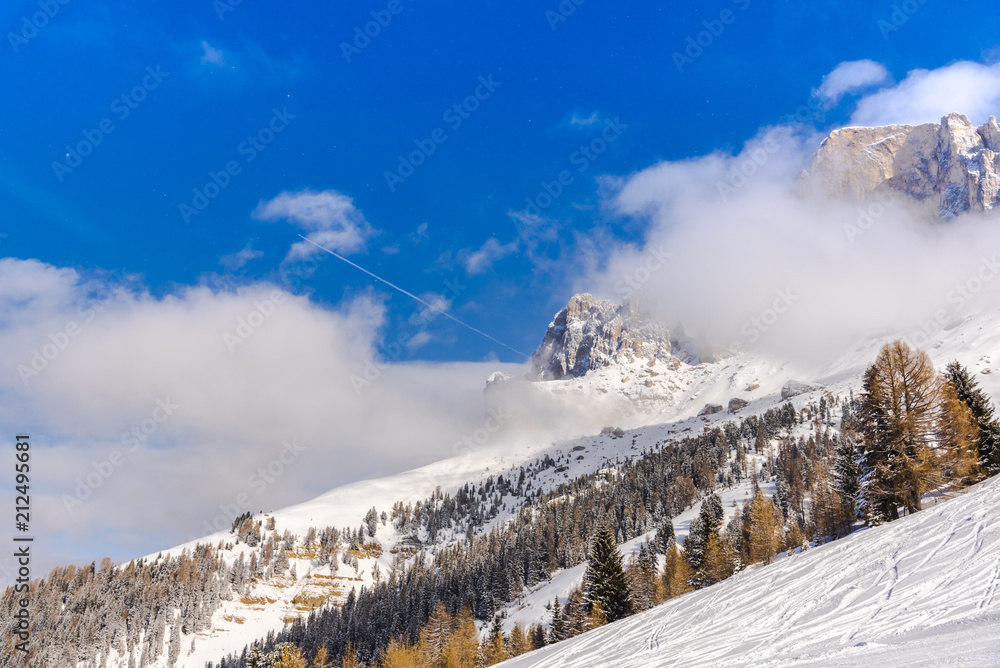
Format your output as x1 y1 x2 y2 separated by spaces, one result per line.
500 476 1000 668
111 307 1000 667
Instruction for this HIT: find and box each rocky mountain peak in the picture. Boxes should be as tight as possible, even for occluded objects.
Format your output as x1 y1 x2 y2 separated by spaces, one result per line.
530 293 677 380
809 112 1000 218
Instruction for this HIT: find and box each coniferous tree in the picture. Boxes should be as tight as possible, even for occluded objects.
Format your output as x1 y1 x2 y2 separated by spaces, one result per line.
583 524 632 622
627 543 659 611
858 341 941 520
654 521 676 555
549 600 567 644
481 616 508 665
935 378 980 485
833 433 863 519
507 623 529 658
660 544 693 600
946 360 1000 473
747 490 782 565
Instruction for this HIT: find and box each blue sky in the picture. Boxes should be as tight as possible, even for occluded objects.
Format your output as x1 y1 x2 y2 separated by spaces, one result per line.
3 0 998 363
6 0 1000 572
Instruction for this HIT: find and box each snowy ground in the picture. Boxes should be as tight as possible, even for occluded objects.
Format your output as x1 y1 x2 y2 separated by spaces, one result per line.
499 476 1000 667
113 306 1000 667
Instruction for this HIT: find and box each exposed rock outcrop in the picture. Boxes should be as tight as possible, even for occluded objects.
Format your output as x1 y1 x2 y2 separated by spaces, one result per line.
530 294 677 380
781 380 818 400
809 112 1000 218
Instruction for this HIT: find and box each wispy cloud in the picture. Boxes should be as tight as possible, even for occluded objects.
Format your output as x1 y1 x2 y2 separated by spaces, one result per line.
200 40 225 66
460 237 519 275
253 189 375 261
219 242 263 271
816 59 890 104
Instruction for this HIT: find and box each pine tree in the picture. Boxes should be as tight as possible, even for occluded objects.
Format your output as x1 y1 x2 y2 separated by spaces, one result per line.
583 524 632 622
858 341 941 520
935 378 980 485
441 608 479 668
419 602 453 664
627 544 659 611
660 544 692 600
833 434 862 518
339 644 360 668
549 599 567 644
946 360 1000 473
381 638 422 668
507 623 529 658
701 531 735 584
528 623 547 650
481 616 507 665
270 643 306 668
747 490 782 564
654 521 676 555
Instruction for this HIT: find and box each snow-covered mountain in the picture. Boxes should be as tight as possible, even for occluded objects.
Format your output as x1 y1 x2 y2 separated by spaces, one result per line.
46 304 996 668
7 115 1000 668
530 294 683 381
809 112 1000 217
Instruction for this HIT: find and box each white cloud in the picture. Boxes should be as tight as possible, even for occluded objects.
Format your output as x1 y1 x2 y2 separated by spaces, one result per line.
0 259 528 573
253 189 374 261
200 41 225 66
219 242 264 271
850 61 1000 127
589 116 1000 368
816 59 890 103
0 258 634 578
460 237 519 275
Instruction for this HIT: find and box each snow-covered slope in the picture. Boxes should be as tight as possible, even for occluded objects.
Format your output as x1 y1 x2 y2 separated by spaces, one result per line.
500 476 1000 668
116 306 1000 668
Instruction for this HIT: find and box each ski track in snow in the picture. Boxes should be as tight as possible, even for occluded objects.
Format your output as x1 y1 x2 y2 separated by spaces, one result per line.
90 307 1000 667
500 477 1000 668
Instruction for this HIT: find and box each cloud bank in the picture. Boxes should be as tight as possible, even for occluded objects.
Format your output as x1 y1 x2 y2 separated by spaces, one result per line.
587 60 1000 370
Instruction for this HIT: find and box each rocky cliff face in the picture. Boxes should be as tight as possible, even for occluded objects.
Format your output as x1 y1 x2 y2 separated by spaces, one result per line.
810 112 1000 218
530 294 678 380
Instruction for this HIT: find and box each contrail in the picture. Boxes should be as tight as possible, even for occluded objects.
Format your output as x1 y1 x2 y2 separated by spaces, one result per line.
298 235 528 358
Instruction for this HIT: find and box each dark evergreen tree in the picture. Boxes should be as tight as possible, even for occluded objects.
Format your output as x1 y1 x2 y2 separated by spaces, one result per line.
654 521 676 555
946 360 1000 473
583 524 632 622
